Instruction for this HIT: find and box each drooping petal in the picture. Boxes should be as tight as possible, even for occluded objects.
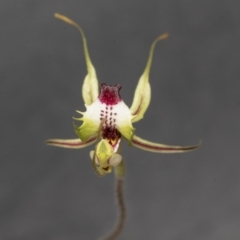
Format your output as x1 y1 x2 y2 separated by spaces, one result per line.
54 13 99 105
46 136 97 149
132 135 200 153
130 33 169 123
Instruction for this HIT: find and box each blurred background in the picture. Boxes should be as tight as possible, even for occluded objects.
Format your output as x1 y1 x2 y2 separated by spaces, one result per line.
0 0 240 239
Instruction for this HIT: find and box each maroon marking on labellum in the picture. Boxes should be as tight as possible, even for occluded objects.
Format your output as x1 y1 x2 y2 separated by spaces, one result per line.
98 83 122 105
102 126 121 140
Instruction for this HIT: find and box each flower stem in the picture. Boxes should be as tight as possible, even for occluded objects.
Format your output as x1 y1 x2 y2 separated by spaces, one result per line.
101 161 126 240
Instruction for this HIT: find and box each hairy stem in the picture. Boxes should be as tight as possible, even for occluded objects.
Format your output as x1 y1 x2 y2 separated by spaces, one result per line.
101 161 126 240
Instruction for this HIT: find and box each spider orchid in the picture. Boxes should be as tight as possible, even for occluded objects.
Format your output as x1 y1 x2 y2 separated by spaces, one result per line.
46 13 200 177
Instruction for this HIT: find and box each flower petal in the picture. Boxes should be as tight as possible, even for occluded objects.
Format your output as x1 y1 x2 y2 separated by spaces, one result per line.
132 135 200 153
130 33 169 123
54 13 99 105
46 136 97 149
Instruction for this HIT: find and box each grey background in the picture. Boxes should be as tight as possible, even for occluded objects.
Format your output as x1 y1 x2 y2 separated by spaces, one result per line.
0 0 240 239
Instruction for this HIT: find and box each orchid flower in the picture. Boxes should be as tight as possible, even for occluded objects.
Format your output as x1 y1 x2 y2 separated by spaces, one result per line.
46 13 200 177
